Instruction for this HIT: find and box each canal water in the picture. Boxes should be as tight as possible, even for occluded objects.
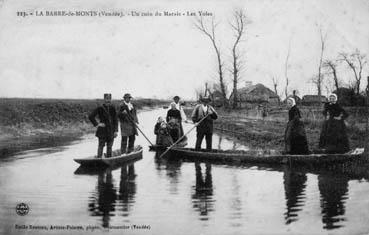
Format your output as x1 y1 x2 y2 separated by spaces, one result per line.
1 108 369 235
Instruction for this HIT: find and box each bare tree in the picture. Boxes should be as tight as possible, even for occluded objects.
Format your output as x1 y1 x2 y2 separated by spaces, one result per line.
316 26 327 102
323 59 339 92
365 78 369 151
271 75 280 105
284 38 292 99
194 16 228 107
230 9 248 109
194 86 203 101
339 49 367 95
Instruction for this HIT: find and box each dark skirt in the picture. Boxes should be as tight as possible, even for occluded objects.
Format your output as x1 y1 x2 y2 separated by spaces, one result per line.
319 119 349 153
285 120 309 155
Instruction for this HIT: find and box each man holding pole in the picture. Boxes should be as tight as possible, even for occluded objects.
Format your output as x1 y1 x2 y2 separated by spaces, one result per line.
118 93 138 153
191 96 218 150
88 93 118 158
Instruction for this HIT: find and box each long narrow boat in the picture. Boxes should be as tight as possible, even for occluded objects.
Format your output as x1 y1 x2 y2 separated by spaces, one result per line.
168 147 366 165
149 138 188 151
74 146 143 167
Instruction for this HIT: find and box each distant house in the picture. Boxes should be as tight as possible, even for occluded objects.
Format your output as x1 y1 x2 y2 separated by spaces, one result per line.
229 83 280 108
301 95 327 105
210 90 226 107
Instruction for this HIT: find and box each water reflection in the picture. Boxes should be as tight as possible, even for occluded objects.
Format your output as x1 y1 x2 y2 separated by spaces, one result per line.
283 166 307 224
118 164 137 216
191 162 214 221
88 169 117 228
85 163 138 228
154 151 182 194
318 174 349 230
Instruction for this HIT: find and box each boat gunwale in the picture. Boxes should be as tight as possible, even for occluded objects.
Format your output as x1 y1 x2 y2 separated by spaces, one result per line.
169 147 364 158
74 145 143 165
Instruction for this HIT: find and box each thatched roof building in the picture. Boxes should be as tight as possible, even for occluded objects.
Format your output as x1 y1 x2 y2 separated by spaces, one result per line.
229 83 280 107
301 95 327 105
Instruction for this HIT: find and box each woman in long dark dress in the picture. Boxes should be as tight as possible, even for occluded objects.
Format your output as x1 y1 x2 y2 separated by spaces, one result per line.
285 97 309 154
319 93 349 153
166 103 182 142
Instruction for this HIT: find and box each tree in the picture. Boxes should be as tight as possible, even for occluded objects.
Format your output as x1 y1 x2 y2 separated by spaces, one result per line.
195 16 228 107
316 26 327 102
323 59 339 92
339 49 367 95
366 76 369 153
229 9 248 109
271 75 280 105
284 38 292 99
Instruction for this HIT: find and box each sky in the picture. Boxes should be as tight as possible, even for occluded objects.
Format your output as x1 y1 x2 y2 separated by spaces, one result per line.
0 0 368 99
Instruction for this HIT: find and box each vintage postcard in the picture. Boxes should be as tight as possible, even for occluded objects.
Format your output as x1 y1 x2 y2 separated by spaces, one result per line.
0 0 369 234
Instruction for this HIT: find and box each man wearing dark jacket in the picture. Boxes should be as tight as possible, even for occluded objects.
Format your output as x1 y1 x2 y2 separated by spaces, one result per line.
118 93 138 153
89 93 118 158
191 96 218 150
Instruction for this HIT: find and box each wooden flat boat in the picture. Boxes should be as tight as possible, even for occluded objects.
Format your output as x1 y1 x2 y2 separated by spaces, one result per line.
168 147 366 165
74 146 143 167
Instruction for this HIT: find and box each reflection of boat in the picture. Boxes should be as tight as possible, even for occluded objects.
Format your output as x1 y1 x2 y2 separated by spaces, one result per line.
168 148 366 165
74 146 143 167
149 137 187 151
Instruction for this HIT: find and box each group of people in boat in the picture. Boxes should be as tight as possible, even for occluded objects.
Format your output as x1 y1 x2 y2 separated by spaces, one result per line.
285 93 350 154
89 91 349 158
88 93 218 158
154 95 218 150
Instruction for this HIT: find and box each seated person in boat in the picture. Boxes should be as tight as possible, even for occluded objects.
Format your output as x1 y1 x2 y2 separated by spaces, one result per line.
167 102 182 142
319 93 349 153
191 96 218 150
170 95 188 136
118 93 139 153
154 117 173 146
88 93 118 158
284 97 309 155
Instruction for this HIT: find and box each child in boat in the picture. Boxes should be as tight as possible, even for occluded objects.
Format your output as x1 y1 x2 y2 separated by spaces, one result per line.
154 117 173 146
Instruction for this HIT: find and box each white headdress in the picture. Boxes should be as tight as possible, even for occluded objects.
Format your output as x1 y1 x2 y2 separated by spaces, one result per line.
328 93 338 103
287 97 296 107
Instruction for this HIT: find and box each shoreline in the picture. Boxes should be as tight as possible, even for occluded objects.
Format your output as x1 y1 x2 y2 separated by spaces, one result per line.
185 106 367 152
0 99 167 157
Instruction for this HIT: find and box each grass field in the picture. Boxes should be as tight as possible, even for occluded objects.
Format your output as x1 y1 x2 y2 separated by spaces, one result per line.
0 97 168 156
185 105 368 151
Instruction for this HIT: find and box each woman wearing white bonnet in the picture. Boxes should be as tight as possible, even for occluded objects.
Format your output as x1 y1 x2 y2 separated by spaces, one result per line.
284 97 309 154
318 93 349 153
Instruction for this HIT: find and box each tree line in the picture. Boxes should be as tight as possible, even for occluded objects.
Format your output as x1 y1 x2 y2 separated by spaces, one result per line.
195 9 368 107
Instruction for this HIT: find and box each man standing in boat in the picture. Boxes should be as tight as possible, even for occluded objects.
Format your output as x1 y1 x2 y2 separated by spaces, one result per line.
88 93 118 158
118 93 139 154
191 96 218 150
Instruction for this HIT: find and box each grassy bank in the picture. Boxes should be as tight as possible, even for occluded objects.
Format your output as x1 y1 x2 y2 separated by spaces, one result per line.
185 106 368 151
0 98 168 156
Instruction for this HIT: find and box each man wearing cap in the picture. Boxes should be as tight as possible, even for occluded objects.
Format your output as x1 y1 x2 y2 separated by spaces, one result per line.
191 96 218 150
88 93 118 158
118 93 139 153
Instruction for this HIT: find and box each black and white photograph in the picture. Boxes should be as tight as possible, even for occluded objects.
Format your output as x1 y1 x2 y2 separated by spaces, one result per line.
1 0 369 234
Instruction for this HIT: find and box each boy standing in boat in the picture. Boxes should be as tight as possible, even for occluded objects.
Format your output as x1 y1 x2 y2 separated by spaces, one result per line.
118 93 139 153
88 93 118 158
191 96 218 150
